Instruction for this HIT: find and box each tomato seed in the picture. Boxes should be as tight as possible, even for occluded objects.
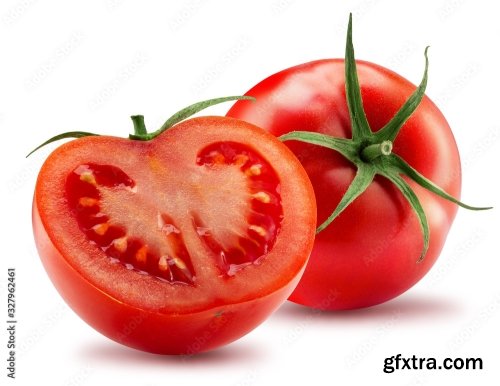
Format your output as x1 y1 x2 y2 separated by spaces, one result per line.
248 225 267 237
246 164 262 176
79 172 97 186
92 222 109 236
79 197 99 207
112 237 128 253
252 191 271 203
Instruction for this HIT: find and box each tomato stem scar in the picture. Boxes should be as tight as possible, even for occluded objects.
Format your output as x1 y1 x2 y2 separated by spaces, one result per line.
361 140 393 162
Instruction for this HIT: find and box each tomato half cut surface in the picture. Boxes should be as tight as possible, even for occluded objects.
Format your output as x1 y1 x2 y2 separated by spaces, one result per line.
33 116 316 354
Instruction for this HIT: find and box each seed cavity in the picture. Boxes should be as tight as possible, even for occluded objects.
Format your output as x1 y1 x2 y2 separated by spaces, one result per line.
195 142 283 276
66 163 195 285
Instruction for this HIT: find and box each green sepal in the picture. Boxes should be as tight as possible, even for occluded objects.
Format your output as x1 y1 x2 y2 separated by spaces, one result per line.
345 13 372 141
373 47 430 143
279 131 357 160
26 131 99 158
317 164 376 233
388 154 492 211
378 168 430 262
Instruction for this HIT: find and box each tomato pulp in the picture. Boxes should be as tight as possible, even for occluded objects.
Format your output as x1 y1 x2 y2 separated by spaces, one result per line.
33 116 316 353
228 60 462 310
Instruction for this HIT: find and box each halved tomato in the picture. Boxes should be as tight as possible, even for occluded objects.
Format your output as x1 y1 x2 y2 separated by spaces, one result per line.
33 116 316 354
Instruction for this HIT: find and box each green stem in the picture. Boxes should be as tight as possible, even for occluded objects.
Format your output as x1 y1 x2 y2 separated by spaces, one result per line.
361 140 393 162
131 115 147 136
130 95 255 140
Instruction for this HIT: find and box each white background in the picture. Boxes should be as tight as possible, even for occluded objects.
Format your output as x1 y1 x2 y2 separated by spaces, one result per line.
1 1 499 385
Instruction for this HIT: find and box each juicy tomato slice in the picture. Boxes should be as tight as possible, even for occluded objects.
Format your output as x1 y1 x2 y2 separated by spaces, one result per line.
227 60 461 310
33 116 316 353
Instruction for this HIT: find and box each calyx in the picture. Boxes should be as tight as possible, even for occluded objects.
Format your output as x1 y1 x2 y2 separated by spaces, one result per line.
279 14 491 261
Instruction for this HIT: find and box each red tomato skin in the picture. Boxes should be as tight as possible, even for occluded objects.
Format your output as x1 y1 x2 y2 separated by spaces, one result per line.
33 117 316 353
228 59 461 310
34 204 299 353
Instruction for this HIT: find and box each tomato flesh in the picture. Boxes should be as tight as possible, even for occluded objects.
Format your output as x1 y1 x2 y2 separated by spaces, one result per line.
33 117 316 353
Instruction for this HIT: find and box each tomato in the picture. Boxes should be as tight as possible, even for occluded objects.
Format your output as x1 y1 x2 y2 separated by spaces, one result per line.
227 57 464 310
33 115 316 354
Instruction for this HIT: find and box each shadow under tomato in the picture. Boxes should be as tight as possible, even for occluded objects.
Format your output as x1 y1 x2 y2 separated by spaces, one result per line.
272 293 463 324
77 337 265 368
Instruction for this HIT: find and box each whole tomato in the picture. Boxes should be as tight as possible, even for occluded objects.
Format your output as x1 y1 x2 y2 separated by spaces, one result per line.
227 16 488 310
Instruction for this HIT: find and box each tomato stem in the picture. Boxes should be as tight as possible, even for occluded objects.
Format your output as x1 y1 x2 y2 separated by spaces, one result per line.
129 96 255 141
361 140 393 162
131 115 148 136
